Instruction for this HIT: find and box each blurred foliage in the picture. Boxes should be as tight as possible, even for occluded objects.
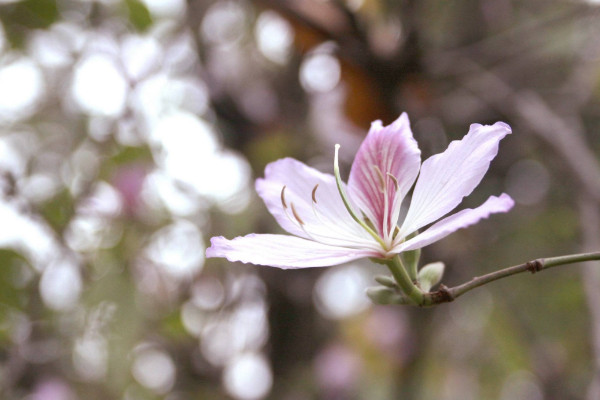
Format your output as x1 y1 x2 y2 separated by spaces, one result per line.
125 0 152 32
1 0 58 46
0 0 599 399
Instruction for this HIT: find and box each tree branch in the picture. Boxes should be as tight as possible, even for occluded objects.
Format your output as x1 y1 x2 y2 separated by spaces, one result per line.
422 252 600 306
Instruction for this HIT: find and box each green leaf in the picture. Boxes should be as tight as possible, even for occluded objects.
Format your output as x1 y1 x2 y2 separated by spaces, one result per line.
110 145 153 165
5 0 58 28
39 188 75 233
0 249 31 310
125 0 153 32
0 0 58 47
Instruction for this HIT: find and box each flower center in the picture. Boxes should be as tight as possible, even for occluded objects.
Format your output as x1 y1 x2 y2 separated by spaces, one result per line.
372 164 401 246
334 144 388 250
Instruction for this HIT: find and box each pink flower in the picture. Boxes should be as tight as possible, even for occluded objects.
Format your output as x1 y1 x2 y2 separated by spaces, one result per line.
112 163 147 216
206 113 513 269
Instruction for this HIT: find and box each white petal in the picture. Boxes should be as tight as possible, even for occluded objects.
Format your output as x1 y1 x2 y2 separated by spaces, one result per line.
255 158 370 244
206 234 377 269
400 122 511 236
394 194 514 252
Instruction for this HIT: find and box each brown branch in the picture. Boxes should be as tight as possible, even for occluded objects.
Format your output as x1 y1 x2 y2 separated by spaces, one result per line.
423 252 600 306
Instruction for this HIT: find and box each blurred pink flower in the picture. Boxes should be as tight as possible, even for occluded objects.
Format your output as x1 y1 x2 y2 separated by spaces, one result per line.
112 164 147 216
364 307 411 363
314 343 362 395
31 379 76 400
207 113 513 269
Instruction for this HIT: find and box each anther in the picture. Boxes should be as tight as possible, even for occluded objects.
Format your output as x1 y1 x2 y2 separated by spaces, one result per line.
312 184 319 204
290 203 305 225
280 185 288 209
387 173 399 191
373 165 386 192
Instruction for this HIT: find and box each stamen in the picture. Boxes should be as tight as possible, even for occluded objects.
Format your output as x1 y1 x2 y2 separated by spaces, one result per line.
276 188 379 250
312 184 319 203
373 165 386 192
334 144 387 249
387 173 399 191
290 202 305 225
280 185 288 209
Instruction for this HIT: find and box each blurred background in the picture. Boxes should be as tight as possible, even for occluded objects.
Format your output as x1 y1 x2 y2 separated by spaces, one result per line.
0 0 599 399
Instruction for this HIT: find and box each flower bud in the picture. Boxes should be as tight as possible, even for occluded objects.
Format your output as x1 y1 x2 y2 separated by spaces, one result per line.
366 286 407 305
374 275 397 288
417 262 445 292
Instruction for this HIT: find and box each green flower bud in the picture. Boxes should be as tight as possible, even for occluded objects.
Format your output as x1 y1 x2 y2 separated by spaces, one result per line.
374 275 398 288
417 262 445 292
366 286 408 305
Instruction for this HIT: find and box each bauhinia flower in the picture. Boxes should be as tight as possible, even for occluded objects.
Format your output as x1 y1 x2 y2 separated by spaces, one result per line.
206 113 514 274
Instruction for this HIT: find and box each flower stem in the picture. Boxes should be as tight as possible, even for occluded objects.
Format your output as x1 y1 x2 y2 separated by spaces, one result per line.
422 251 600 306
386 254 425 306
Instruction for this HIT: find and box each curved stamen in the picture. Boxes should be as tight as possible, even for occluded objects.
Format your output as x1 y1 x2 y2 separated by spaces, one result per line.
373 165 386 193
290 202 305 225
280 185 288 209
293 208 381 250
387 173 399 191
310 193 366 240
387 172 403 241
279 186 380 250
308 183 365 238
334 144 386 249
376 165 390 244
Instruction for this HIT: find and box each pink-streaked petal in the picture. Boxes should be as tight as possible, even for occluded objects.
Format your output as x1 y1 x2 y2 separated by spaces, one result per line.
206 234 378 269
393 194 514 253
400 122 511 236
348 113 421 239
255 158 369 242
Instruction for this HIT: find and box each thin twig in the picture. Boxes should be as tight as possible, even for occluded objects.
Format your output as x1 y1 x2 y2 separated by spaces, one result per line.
423 252 600 306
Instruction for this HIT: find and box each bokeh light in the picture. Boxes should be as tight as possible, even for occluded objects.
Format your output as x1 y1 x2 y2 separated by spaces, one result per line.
201 1 247 46
223 353 273 400
300 51 341 93
131 345 176 394
39 261 82 311
0 57 44 122
0 1 598 399
145 219 205 279
255 11 294 64
314 264 371 319
72 334 108 381
71 53 128 116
